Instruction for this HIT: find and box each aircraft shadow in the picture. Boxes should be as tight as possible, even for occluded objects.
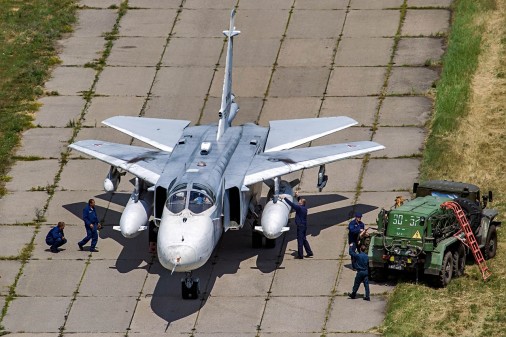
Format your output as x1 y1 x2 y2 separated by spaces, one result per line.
62 192 380 326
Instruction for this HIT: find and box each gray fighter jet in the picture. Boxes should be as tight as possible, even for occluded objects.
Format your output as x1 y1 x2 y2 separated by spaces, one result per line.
69 9 384 299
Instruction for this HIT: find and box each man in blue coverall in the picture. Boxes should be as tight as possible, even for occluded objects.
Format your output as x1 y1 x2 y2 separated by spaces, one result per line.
78 199 100 252
46 221 67 253
281 192 313 259
348 244 370 301
348 212 366 269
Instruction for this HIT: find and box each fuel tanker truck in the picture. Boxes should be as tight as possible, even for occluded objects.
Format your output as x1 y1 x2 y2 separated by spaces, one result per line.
368 180 501 287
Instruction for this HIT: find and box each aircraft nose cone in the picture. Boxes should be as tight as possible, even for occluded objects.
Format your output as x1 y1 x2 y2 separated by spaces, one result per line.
158 244 197 271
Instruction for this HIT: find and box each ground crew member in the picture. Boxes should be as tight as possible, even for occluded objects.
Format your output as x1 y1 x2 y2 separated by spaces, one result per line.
348 244 370 301
78 198 100 252
348 212 366 269
281 192 313 259
46 221 67 253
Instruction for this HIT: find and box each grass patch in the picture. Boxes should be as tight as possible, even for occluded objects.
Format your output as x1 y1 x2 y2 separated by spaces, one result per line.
0 1 77 198
382 0 506 336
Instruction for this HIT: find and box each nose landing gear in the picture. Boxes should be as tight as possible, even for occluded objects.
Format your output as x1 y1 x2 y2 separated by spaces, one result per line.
181 272 200 299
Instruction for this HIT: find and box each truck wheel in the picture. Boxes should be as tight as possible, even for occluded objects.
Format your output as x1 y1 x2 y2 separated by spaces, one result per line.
369 267 387 282
437 250 453 287
455 198 482 235
484 225 497 260
453 244 466 277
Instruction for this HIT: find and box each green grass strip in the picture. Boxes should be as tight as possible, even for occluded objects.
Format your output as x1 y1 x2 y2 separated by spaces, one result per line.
0 0 77 196
420 0 493 179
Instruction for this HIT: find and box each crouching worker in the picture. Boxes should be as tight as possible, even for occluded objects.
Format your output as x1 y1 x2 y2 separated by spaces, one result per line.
46 221 67 253
348 244 370 301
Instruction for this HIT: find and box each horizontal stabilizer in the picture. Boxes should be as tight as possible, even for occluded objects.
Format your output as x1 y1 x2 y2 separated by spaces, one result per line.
244 141 385 186
265 116 357 152
103 116 190 152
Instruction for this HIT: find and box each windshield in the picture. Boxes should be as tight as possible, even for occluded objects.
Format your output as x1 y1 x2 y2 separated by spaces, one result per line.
166 184 187 214
188 184 214 214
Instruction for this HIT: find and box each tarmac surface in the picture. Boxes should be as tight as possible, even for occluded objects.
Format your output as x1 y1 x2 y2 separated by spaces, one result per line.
0 0 451 335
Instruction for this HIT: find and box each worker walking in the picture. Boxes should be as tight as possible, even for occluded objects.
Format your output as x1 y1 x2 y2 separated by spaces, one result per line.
281 192 313 259
78 198 100 252
46 221 67 253
348 244 370 301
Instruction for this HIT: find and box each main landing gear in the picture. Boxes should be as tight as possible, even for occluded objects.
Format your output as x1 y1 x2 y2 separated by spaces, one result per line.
181 272 200 299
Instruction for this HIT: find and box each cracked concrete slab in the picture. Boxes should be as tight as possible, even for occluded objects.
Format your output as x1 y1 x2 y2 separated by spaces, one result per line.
44 67 96 96
378 96 432 126
119 9 178 37
387 67 439 95
5 160 59 192
0 192 48 225
343 10 400 37
57 36 105 66
73 9 118 37
16 128 73 159
394 37 445 66
34 96 85 128
2 297 70 333
270 67 330 97
287 10 346 39
372 126 425 158
16 260 86 296
210 67 271 98
362 158 421 191
152 67 214 98
327 67 386 96
144 96 203 122
0 261 21 296
94 67 157 96
402 9 450 36
163 37 223 66
326 296 386 332
278 38 335 67
108 37 167 66
259 97 321 126
335 38 394 66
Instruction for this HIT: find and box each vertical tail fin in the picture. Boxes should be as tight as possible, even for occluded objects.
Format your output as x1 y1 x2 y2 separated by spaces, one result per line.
217 9 240 141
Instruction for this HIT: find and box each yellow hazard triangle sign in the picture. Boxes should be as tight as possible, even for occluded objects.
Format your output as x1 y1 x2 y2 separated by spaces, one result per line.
412 230 422 239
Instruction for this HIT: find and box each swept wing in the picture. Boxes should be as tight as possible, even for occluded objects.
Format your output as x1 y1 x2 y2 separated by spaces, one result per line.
244 141 384 186
264 116 357 152
102 116 191 152
69 140 171 185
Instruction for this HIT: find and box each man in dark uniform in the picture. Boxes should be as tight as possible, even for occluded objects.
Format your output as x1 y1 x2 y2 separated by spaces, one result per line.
46 221 67 253
348 212 365 269
348 244 370 301
281 192 313 259
78 198 100 252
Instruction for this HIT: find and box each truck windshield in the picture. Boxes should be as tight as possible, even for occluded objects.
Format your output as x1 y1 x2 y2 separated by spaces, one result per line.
166 184 187 214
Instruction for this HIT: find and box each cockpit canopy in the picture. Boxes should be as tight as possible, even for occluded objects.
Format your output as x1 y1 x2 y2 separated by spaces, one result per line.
166 183 215 214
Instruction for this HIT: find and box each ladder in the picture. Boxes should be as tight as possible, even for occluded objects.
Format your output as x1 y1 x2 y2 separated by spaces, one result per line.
442 201 492 281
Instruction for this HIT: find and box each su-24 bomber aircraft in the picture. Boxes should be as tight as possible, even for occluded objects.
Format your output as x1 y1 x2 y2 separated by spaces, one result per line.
69 9 385 299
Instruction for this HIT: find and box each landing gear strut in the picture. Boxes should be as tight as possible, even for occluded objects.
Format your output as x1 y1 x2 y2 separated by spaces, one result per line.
181 272 199 300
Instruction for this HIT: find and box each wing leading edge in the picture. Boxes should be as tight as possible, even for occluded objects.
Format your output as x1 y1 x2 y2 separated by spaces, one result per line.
69 140 171 185
102 116 191 152
244 141 385 186
264 116 357 152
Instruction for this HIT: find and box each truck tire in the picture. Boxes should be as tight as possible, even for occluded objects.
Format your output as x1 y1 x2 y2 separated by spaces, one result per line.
453 244 466 277
436 250 453 287
484 225 497 260
455 198 481 235
369 267 387 282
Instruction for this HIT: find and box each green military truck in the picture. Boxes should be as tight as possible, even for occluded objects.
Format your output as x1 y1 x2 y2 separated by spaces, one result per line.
368 180 501 287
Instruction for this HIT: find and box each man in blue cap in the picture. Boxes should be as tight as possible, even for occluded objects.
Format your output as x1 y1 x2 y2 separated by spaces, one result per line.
348 212 366 269
46 221 67 253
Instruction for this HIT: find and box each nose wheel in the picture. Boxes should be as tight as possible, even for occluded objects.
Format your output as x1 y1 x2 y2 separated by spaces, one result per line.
181 272 200 299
